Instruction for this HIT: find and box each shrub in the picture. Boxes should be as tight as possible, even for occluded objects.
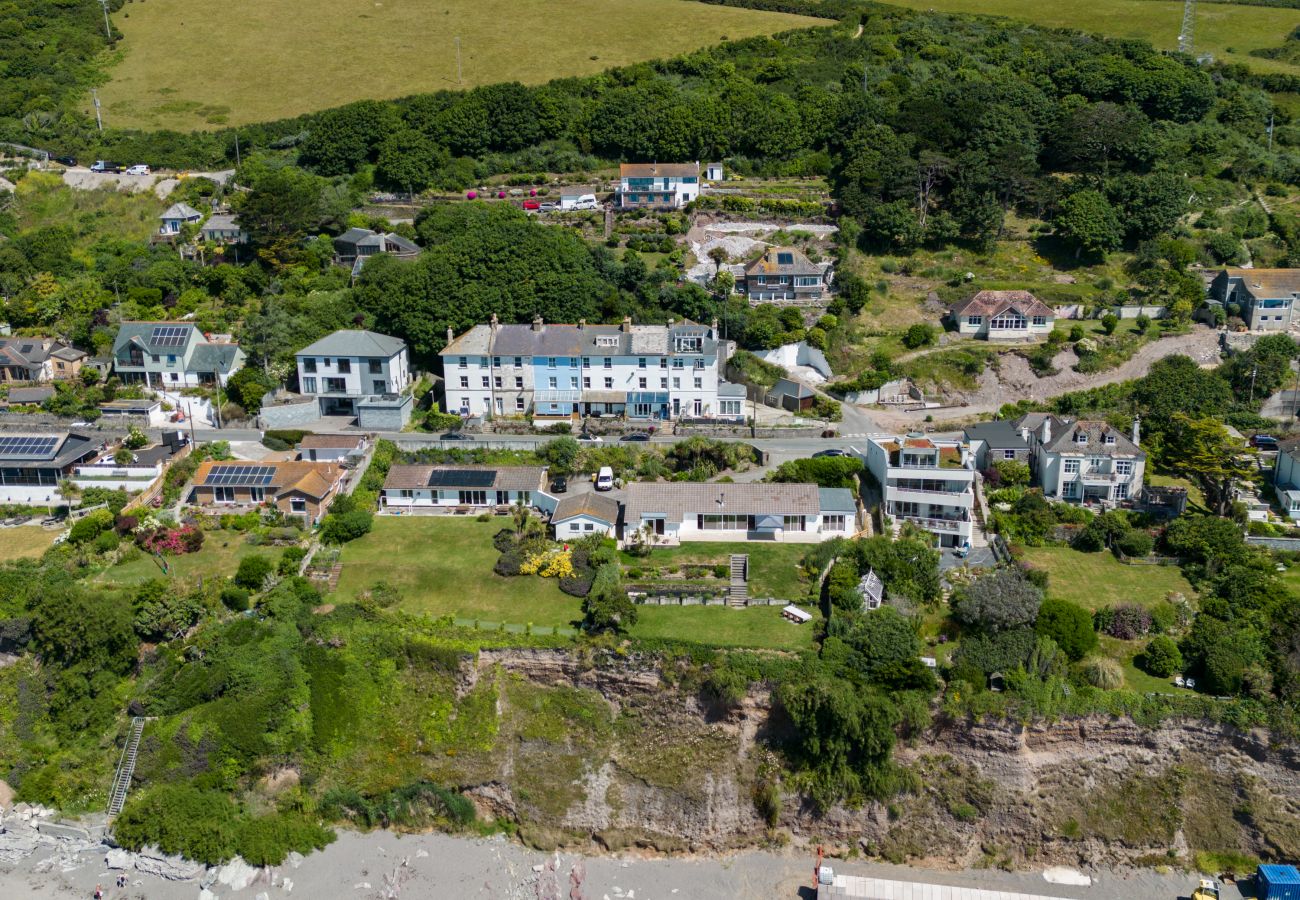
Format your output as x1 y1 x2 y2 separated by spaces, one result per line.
220 586 251 612
494 550 523 577
1082 657 1123 690
1101 313 1119 335
94 530 122 553
68 508 114 545
320 509 373 544
493 528 518 552
1115 529 1154 558
1095 603 1152 639
992 459 1029 487
234 555 274 592
902 323 936 349
951 568 1042 634
1141 636 1183 677
1035 597 1097 661
278 546 308 575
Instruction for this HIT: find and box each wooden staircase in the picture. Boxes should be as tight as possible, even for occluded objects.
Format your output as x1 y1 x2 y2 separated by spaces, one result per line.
727 554 749 607
107 716 145 817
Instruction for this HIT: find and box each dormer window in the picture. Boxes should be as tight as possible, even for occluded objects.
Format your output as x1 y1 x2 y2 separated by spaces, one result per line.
1074 432 1088 444
1104 434 1116 445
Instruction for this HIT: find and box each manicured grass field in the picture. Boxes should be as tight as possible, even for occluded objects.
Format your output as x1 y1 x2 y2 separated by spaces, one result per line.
336 517 582 628
95 534 266 588
0 527 58 562
880 0 1300 78
1019 546 1195 611
619 541 812 600
629 604 816 649
99 0 826 131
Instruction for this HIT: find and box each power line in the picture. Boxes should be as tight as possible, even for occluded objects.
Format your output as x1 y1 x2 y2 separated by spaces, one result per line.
1178 0 1195 55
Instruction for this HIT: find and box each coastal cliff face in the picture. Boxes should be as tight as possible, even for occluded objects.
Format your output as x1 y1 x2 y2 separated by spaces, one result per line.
457 648 1300 869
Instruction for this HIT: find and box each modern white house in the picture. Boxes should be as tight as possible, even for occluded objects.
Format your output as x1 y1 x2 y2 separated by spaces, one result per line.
1016 414 1146 505
295 433 368 463
1274 439 1300 520
550 493 620 540
861 435 977 549
379 465 547 511
1210 268 1300 331
0 432 103 506
439 316 744 423
620 482 855 546
111 322 245 388
617 162 700 209
295 330 411 417
948 291 1055 341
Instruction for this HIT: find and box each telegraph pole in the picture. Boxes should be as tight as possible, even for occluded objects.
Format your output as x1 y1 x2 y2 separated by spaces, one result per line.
91 89 103 131
99 0 112 40
1269 115 1275 152
234 132 241 167
455 37 463 84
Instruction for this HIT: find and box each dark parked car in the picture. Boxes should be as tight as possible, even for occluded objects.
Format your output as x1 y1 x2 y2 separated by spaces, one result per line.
813 448 849 458
53 156 77 167
440 432 472 441
550 475 568 493
619 432 650 442
1251 434 1279 450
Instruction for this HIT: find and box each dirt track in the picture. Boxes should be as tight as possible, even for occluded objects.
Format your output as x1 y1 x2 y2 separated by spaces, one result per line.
867 327 1223 429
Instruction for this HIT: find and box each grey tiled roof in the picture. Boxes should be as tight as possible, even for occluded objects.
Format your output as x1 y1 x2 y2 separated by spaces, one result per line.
818 487 857 514
190 343 243 374
382 464 547 492
442 321 718 358
552 492 620 524
1043 420 1145 458
296 330 406 359
963 420 1028 450
623 481 821 525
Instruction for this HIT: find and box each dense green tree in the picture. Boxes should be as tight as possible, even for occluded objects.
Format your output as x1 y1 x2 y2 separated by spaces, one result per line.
1161 415 1255 517
1054 189 1122 258
952 568 1042 634
1035 597 1097 661
300 100 402 176
1142 635 1183 677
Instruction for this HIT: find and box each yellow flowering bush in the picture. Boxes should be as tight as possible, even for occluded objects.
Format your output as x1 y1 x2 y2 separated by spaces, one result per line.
520 550 574 578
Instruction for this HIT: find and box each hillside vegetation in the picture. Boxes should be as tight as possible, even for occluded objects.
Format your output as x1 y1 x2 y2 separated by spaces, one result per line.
97 0 826 131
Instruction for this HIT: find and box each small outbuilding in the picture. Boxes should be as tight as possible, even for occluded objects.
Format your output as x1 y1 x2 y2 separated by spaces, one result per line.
551 492 620 540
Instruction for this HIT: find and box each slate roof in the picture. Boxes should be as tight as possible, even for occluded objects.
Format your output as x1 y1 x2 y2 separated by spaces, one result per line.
1221 268 1300 299
1042 419 1145 458
159 202 202 221
818 487 857 514
443 321 717 359
744 246 823 277
49 346 86 362
382 464 547 492
623 481 821 526
5 386 54 404
333 229 419 254
950 290 1054 319
201 213 242 233
190 343 243 374
193 459 344 500
963 420 1029 451
113 322 202 355
770 378 814 400
552 492 620 525
620 162 700 179
296 330 406 359
0 337 72 369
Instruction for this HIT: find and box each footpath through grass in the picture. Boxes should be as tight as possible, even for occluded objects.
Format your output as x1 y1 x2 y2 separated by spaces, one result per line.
1019 546 1195 611
336 517 582 629
101 0 826 130
880 0 1300 78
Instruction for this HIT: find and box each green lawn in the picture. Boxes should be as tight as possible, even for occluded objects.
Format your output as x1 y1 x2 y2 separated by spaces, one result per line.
1019 546 1195 611
336 517 582 628
880 0 1300 78
1102 636 1181 694
0 527 58 562
628 604 815 650
619 541 812 600
94 534 267 588
100 0 825 130
1146 470 1207 511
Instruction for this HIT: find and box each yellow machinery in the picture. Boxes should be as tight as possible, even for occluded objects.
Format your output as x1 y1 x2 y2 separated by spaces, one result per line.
1192 878 1221 900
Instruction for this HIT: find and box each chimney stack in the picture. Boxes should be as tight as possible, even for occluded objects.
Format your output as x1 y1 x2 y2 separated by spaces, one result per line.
446 325 454 345
711 317 719 336
1131 415 1141 447
532 315 544 332
1021 426 1030 443
578 318 586 330
622 316 633 333
1042 418 1051 445
490 313 499 332
667 317 676 329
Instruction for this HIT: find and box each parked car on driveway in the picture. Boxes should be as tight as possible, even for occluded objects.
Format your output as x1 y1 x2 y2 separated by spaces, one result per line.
125 164 151 176
440 432 472 441
1250 434 1279 450
550 475 568 493
813 448 848 458
595 467 615 491
522 199 540 211
53 156 77 167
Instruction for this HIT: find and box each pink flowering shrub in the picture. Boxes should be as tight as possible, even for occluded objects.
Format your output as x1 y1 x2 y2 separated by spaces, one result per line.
138 524 205 556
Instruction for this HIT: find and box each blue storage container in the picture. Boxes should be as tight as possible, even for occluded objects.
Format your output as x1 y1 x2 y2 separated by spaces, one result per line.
1259 864 1300 900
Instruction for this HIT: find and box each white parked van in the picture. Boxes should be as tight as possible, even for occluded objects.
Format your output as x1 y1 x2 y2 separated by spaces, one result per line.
125 164 151 176
595 467 615 491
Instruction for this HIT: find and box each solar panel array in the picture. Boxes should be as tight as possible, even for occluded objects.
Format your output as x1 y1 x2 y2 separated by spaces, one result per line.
202 465 276 487
150 325 190 348
0 435 59 458
777 252 794 265
426 469 495 488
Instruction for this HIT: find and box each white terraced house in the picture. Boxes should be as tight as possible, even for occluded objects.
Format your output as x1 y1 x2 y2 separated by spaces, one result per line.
439 316 745 423
861 435 977 550
1015 414 1145 505
620 482 856 546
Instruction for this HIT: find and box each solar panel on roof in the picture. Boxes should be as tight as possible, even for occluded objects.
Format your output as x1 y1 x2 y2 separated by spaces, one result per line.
777 252 794 265
150 325 190 348
426 469 495 488
0 435 60 458
202 464 276 487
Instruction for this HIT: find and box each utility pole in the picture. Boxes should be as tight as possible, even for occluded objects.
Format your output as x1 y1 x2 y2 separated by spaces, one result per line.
1269 114 1276 152
1250 364 1259 406
234 133 241 167
99 0 112 40
91 89 103 132
1178 0 1196 55
455 36 463 84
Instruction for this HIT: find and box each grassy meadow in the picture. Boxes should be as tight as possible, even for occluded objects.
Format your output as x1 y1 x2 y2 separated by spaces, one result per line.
0 527 59 563
1019 546 1195 611
99 0 826 130
879 0 1300 77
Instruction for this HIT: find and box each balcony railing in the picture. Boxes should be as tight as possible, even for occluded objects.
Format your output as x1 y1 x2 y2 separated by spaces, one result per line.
895 514 969 533
1068 470 1132 483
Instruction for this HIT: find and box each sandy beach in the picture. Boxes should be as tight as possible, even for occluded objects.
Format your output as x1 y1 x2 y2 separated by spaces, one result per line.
0 827 1212 900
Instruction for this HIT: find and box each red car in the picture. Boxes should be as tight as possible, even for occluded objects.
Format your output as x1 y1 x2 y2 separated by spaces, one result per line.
522 199 540 211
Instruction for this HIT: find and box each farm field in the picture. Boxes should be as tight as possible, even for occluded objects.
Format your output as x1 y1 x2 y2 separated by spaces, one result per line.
98 0 827 131
0 527 59 562
879 0 1300 78
1018 546 1195 611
